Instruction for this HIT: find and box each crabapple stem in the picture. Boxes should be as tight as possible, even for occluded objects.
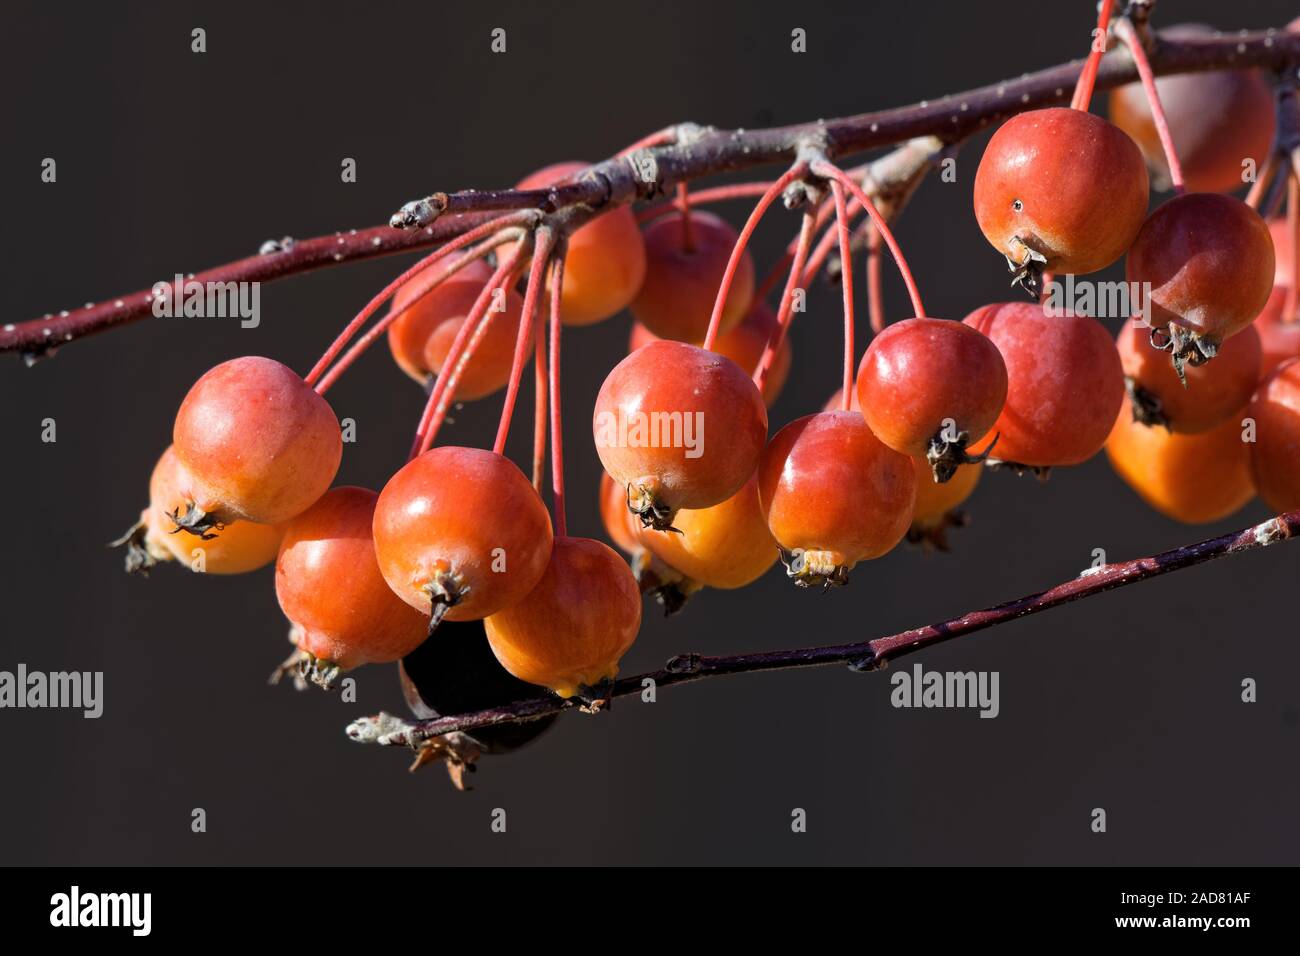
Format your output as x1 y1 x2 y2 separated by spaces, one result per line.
866 225 885 334
828 179 856 411
614 125 678 158
702 161 810 351
754 193 836 300
676 182 695 253
532 312 548 492
493 228 555 456
802 197 862 287
12 29 1296 359
754 208 817 392
314 229 520 394
635 182 779 224
1287 171 1299 323
352 511 1300 745
1069 0 1115 112
303 212 538 390
409 236 529 458
1245 150 1278 210
547 253 568 538
812 161 926 319
1116 17 1186 195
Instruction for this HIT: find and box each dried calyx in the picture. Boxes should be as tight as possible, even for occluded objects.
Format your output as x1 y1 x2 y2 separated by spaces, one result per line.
778 547 851 589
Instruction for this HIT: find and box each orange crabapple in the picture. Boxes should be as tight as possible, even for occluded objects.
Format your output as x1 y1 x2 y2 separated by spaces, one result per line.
1245 358 1300 514
516 161 646 325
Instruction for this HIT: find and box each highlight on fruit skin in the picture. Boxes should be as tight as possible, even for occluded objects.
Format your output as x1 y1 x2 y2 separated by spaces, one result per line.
516 161 646 326
630 209 754 343
963 301 1125 471
629 300 793 407
373 446 553 629
275 486 431 689
386 255 527 399
1125 192 1275 372
1117 318 1262 434
856 317 1007 482
484 537 642 699
973 107 1149 291
1105 407 1255 525
758 410 916 588
1246 358 1300 514
1107 24 1275 194
171 355 343 532
594 339 768 531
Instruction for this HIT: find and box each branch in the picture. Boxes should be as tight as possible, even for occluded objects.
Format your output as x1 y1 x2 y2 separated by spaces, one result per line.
6 26 1297 358
348 510 1300 750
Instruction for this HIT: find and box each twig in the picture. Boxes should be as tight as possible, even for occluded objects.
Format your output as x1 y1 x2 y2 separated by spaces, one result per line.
348 511 1300 748
7 26 1297 358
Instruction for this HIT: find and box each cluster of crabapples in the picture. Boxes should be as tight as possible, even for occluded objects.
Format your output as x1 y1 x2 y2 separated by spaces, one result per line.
116 31 1300 749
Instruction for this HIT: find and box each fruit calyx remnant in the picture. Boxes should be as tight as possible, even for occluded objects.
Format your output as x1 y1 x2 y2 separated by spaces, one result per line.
1149 323 1218 386
109 517 163 576
167 500 224 540
425 567 469 637
1124 376 1170 429
927 428 997 483
626 482 679 533
906 509 970 553
1004 237 1048 298
779 547 851 590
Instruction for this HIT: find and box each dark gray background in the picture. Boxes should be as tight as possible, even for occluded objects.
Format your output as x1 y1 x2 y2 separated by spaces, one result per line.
1 0 1296 866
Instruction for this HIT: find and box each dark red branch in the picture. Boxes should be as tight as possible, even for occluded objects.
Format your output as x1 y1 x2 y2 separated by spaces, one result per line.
6 27 1297 358
349 510 1300 748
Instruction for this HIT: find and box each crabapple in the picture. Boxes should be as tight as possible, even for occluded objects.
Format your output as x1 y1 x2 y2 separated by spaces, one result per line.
1108 25 1274 194
629 300 792 407
963 302 1124 468
594 339 767 529
387 256 528 400
973 108 1148 285
1117 317 1262 433
1125 192 1275 365
908 458 982 551
630 210 754 342
637 473 777 590
1106 408 1254 524
484 537 641 698
599 471 698 614
1246 358 1300 513
399 618 557 754
172 356 342 530
516 161 646 325
1254 285 1300 378
373 447 553 627
142 445 282 574
758 411 915 588
276 486 430 687
855 317 1007 481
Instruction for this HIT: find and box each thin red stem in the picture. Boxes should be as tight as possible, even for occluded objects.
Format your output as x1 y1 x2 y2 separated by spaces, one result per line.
407 238 528 459
303 211 534 389
1286 170 1299 323
1070 0 1115 111
703 162 809 351
866 225 885 334
812 162 926 318
829 180 856 411
802 199 861 286
314 230 520 394
635 182 778 224
547 254 568 538
531 313 548 492
1117 18 1185 194
754 208 817 392
1245 151 1279 210
493 228 556 455
614 126 676 158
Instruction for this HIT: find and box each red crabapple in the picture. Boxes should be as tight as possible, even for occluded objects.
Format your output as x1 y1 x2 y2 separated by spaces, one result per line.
1246 358 1300 514
855 318 1007 481
594 339 768 530
630 210 754 342
484 537 641 698
1254 285 1300 378
172 356 342 531
373 446 553 627
276 486 430 687
1117 317 1262 433
1106 407 1255 524
1125 192 1275 369
758 411 915 588
963 302 1124 469
974 108 1148 289
516 162 646 325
